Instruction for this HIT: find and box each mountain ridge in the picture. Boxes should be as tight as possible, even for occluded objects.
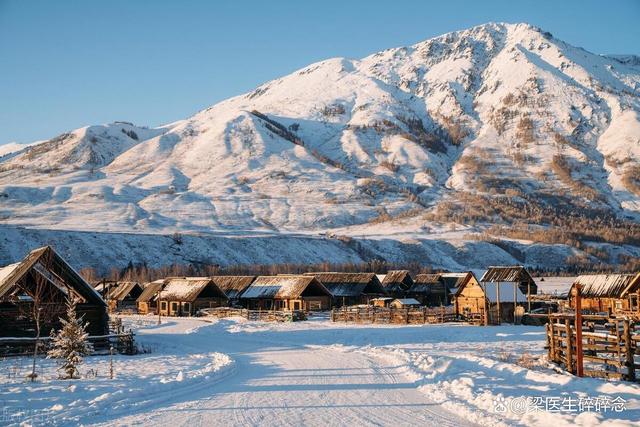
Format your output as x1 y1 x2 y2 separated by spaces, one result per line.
1 22 639 270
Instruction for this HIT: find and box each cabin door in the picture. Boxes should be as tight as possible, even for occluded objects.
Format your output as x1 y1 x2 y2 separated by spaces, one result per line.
182 302 192 316
292 301 301 311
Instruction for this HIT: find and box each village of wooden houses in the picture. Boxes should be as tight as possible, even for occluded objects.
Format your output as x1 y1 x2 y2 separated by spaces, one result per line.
1 244 640 425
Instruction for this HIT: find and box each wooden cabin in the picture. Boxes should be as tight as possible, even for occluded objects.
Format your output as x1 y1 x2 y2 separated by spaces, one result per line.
241 276 332 311
410 274 447 306
136 279 165 315
380 271 414 298
454 278 527 324
389 298 421 309
569 274 640 316
0 246 108 337
480 266 538 298
95 280 144 313
158 277 228 317
210 276 256 306
303 272 385 307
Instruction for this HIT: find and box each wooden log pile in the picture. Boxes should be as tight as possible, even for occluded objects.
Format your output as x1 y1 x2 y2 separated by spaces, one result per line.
330 306 459 325
203 307 306 322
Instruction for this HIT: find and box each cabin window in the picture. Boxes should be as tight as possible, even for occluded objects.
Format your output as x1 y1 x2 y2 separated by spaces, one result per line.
614 301 623 310
160 301 168 311
631 295 638 311
292 301 301 311
170 302 179 314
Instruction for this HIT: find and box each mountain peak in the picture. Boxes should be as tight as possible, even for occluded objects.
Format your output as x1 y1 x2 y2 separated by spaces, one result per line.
1 23 639 270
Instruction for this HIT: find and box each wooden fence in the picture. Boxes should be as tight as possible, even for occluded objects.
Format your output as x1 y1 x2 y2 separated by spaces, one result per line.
330 306 459 325
203 307 307 322
0 332 136 357
546 314 639 382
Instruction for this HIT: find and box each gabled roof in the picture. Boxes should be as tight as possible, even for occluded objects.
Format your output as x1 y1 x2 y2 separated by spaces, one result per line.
571 274 640 298
242 275 331 299
109 282 143 301
159 277 227 302
411 274 444 293
480 266 534 283
0 246 105 306
441 272 476 293
381 270 413 291
137 279 165 303
210 276 256 299
303 272 385 297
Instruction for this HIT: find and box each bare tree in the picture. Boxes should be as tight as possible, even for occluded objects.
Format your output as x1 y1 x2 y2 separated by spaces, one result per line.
15 251 64 381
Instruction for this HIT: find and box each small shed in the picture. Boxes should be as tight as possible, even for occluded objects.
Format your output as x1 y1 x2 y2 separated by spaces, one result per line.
210 276 256 305
158 277 228 316
0 246 108 337
303 272 385 307
136 279 165 315
454 278 527 324
569 274 640 315
381 270 414 298
241 275 332 311
389 298 421 309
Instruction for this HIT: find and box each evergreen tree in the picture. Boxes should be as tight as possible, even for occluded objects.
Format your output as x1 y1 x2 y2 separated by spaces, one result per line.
47 299 94 379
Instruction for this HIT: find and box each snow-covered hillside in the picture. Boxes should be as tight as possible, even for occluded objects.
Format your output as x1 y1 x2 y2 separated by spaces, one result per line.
1 22 639 270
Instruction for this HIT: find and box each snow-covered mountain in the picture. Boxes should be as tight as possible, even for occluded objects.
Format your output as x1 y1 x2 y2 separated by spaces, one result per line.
1 22 639 271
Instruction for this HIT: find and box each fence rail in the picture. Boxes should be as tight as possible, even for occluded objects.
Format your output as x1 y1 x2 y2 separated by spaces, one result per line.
203 308 307 322
0 332 136 357
546 314 639 382
330 306 460 325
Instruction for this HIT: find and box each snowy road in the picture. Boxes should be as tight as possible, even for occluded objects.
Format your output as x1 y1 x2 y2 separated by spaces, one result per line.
102 328 475 427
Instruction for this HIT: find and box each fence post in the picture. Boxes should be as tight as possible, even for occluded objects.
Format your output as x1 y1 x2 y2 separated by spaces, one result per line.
623 320 636 381
565 319 573 374
549 321 555 362
574 284 583 377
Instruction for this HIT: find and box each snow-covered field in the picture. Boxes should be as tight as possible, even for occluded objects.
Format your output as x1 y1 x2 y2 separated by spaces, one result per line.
1 315 639 426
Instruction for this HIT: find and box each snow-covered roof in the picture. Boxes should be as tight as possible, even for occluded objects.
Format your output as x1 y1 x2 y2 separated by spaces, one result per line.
241 276 330 299
572 274 640 298
0 246 105 306
483 283 527 303
210 276 256 299
391 298 421 306
535 276 577 296
0 263 20 285
160 277 226 302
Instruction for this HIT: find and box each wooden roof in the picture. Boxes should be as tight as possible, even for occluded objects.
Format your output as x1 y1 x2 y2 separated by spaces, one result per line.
480 266 534 283
303 272 385 297
381 270 413 291
411 273 444 293
160 277 227 302
242 275 331 299
0 246 105 306
210 276 256 299
137 279 165 303
572 274 640 298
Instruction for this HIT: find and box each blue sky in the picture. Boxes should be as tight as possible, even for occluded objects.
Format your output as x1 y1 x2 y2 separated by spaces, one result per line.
1 0 639 146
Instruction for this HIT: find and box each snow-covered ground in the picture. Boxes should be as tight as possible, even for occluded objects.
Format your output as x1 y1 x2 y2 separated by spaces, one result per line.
2 316 638 426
